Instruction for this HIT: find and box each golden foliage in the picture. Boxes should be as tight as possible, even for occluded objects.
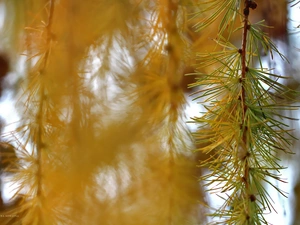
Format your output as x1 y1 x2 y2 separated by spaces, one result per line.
0 0 206 224
0 0 297 224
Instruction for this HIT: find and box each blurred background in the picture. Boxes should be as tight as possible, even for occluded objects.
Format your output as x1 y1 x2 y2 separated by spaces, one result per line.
0 0 299 224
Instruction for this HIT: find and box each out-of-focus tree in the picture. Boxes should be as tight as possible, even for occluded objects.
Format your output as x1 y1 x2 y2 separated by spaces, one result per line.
0 0 299 224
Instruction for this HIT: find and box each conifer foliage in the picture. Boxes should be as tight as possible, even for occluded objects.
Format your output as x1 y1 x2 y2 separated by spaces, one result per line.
0 0 298 224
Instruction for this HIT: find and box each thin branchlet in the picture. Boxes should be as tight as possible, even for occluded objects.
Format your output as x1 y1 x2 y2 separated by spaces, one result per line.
36 1 55 223
240 0 252 219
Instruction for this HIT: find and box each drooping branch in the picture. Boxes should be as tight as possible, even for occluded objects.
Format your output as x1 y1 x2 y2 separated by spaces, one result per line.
239 0 258 222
